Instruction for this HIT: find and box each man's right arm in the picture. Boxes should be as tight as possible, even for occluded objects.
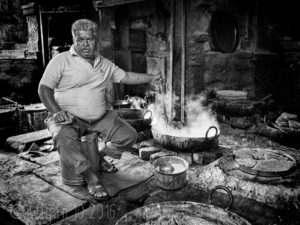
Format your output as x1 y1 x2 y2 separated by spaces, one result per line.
38 84 61 113
38 84 73 124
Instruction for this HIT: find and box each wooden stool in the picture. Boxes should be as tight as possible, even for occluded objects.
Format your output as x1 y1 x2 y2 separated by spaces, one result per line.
60 132 100 186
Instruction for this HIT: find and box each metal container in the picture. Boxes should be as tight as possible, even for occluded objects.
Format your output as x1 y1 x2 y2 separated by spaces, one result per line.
115 201 252 225
0 104 17 126
112 100 132 109
152 126 219 153
0 104 18 145
18 103 48 132
115 108 152 132
152 156 188 190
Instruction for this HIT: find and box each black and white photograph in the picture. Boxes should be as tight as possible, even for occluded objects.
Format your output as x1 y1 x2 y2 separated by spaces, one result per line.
0 0 300 224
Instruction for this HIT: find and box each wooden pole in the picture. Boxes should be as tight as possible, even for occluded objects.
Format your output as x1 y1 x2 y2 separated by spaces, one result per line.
252 0 258 55
38 5 46 68
180 0 186 123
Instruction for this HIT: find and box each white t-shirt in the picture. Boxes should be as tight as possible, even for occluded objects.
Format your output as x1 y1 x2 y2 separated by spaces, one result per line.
39 45 126 121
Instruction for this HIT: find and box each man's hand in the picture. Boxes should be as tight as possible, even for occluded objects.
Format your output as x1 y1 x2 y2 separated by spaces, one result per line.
53 111 74 125
151 72 166 85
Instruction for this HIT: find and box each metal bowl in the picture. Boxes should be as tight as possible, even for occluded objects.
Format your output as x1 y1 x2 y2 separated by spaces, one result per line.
152 156 188 190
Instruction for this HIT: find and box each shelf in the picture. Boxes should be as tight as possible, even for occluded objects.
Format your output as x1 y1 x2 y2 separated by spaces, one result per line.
41 10 81 14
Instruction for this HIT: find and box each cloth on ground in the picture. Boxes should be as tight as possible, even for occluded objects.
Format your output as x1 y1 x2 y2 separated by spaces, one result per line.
98 152 153 197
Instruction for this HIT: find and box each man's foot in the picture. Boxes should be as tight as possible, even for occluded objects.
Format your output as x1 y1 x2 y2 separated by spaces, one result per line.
99 157 118 173
81 168 109 201
87 181 109 201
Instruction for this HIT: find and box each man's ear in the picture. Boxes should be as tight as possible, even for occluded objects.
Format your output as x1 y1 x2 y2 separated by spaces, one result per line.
96 41 102 52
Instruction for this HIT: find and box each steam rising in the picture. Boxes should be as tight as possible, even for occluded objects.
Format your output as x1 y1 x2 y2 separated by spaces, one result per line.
150 93 219 138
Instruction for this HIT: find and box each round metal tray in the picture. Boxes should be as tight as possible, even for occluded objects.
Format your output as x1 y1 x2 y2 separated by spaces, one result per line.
234 149 297 177
211 11 239 53
115 201 251 225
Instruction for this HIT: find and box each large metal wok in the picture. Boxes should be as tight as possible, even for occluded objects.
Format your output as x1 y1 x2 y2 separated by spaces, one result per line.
152 126 219 153
115 201 251 225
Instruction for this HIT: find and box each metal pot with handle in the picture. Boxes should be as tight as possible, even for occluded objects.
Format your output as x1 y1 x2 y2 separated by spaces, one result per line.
115 200 251 225
151 126 220 153
115 109 152 132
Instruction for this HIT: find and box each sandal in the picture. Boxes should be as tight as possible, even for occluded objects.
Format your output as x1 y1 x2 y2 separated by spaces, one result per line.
99 157 118 173
87 182 109 201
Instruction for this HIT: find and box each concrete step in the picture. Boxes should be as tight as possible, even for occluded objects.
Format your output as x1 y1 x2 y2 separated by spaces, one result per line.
32 161 96 203
0 153 87 225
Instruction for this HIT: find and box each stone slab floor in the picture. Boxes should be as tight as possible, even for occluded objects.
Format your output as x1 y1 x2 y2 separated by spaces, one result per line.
1 123 300 225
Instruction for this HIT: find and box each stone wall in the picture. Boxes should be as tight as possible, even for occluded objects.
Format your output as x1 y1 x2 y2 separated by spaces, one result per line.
0 0 42 104
185 0 256 97
181 0 300 115
203 52 254 96
254 0 300 114
0 0 28 50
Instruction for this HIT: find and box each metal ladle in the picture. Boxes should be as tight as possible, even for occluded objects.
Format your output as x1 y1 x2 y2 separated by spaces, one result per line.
156 73 169 125
159 164 174 174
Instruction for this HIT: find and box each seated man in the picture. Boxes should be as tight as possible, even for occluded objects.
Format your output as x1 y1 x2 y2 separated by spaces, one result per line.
38 19 163 200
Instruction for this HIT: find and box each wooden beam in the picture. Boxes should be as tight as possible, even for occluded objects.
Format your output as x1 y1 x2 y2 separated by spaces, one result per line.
5 129 51 153
167 0 174 123
98 8 115 102
172 0 183 121
171 0 186 122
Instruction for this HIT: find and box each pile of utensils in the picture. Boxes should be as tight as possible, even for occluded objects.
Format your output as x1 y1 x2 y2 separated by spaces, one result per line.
274 112 300 132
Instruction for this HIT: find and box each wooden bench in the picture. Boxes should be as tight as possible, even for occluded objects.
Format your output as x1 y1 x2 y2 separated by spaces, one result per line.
5 129 52 153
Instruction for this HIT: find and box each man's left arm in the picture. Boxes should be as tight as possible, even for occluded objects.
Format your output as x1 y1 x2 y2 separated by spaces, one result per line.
120 72 162 85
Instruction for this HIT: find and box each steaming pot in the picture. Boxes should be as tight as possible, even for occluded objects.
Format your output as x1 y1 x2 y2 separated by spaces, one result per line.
151 126 219 153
